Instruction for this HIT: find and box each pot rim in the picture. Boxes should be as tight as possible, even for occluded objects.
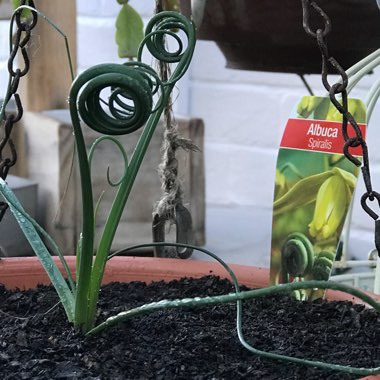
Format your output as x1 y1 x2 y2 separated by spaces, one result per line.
1 256 380 305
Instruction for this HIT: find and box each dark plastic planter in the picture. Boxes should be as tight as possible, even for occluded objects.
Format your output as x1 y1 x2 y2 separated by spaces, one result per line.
182 0 380 74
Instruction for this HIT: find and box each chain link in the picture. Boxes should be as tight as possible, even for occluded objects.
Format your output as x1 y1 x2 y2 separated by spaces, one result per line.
0 1 37 221
301 0 380 255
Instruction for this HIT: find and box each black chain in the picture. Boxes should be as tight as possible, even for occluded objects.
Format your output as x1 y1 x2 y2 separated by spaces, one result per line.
301 0 380 255
0 1 37 221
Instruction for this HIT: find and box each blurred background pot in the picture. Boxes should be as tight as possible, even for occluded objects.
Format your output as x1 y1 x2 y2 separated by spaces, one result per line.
181 0 380 73
0 176 37 257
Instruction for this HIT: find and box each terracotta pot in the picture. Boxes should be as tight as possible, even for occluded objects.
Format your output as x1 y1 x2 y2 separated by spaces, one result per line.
181 0 380 74
1 256 380 379
0 256 378 305
0 256 269 290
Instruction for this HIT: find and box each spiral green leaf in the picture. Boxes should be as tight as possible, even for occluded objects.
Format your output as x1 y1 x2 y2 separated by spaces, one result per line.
138 11 196 84
75 63 154 136
281 233 314 278
312 252 334 281
88 135 129 188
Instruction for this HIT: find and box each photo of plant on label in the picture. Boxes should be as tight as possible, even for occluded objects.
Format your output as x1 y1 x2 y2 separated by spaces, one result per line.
269 96 366 300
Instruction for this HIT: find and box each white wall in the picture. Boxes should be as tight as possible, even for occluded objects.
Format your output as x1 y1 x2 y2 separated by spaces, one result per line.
190 40 380 262
1 1 380 263
0 20 9 94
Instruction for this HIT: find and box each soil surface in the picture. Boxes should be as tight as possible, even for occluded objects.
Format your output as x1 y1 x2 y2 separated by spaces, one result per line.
1 275 380 379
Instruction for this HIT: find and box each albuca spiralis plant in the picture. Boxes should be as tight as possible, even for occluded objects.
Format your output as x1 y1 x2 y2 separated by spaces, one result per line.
0 6 196 333
3 3 380 377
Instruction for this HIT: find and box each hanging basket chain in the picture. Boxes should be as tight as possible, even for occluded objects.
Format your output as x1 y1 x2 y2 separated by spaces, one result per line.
0 0 38 221
301 0 380 256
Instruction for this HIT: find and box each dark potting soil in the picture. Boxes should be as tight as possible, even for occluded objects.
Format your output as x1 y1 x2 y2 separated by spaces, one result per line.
1 276 380 380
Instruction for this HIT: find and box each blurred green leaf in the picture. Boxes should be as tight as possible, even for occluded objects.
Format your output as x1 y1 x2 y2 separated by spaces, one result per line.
117 0 129 4
331 167 357 190
115 4 144 59
308 173 350 240
273 171 333 216
11 0 32 18
313 97 330 120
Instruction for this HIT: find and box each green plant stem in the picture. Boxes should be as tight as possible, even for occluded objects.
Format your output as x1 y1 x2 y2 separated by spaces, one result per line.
70 62 155 331
346 48 380 79
347 49 380 94
88 136 129 187
366 75 380 121
89 279 380 335
86 85 173 330
324 48 380 121
104 242 380 375
108 242 240 286
88 272 380 376
69 77 95 331
72 12 196 332
84 11 196 332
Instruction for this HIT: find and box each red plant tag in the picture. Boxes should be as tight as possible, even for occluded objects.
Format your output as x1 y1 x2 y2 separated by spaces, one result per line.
269 96 367 300
280 118 366 156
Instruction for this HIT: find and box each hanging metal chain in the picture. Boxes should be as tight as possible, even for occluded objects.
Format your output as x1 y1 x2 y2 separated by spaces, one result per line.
0 1 37 221
301 0 380 255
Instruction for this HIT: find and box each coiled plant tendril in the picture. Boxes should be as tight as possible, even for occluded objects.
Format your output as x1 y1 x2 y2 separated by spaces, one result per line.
88 136 128 187
311 251 335 281
139 12 196 84
281 233 315 280
73 63 154 136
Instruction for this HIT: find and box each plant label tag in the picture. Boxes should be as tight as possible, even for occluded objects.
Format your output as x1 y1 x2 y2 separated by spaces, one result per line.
269 96 366 300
